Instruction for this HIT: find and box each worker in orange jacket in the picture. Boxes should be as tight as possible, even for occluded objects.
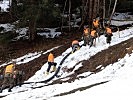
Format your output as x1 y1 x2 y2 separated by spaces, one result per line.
90 28 98 47
93 18 100 35
0 61 16 93
46 52 57 75
71 40 80 53
105 26 113 44
83 26 91 46
93 19 99 28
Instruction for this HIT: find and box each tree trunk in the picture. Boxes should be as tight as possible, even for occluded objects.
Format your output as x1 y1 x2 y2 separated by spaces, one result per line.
28 0 37 41
88 0 93 28
103 0 106 27
68 0 71 31
108 0 112 18
93 0 97 18
97 0 100 15
109 0 118 25
61 0 68 33
29 17 37 41
10 0 17 20
78 0 88 30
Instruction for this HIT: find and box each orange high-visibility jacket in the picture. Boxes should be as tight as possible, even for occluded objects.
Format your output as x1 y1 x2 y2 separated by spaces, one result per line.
5 64 14 74
93 20 99 27
106 27 112 34
48 53 54 62
91 30 96 37
84 28 89 36
72 40 79 46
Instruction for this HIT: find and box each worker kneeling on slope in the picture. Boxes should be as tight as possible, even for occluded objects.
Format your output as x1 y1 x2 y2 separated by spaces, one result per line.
71 40 80 53
13 68 24 87
45 52 57 75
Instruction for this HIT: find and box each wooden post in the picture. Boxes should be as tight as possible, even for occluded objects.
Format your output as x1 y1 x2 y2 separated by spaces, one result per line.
117 27 120 38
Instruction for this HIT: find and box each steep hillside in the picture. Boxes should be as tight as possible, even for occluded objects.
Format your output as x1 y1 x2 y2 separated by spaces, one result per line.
0 32 82 83
0 25 133 87
47 37 133 85
0 27 133 99
0 26 133 99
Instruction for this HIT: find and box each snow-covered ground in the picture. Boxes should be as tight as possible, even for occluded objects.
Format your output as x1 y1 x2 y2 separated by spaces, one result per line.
0 0 9 12
0 45 61 68
111 20 133 26
112 12 133 20
0 2 133 99
0 25 133 100
111 13 133 26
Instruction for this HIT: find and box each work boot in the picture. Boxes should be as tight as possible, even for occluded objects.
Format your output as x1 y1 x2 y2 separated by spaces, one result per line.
83 43 86 46
71 49 75 54
0 88 2 93
77 47 80 50
50 66 56 73
19 83 22 87
45 71 49 75
8 89 12 92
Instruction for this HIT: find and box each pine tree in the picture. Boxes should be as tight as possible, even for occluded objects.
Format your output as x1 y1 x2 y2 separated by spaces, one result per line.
17 0 60 41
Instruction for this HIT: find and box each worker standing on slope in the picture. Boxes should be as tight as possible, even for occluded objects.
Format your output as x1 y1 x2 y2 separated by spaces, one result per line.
0 61 16 93
45 52 57 75
83 26 90 46
105 26 113 44
93 18 100 34
89 28 98 47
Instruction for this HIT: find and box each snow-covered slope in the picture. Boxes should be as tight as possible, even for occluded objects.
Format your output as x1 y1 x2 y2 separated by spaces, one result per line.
0 26 133 100
0 12 133 100
0 0 9 12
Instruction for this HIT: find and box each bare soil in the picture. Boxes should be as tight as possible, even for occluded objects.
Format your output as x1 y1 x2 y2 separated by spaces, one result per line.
0 32 82 82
